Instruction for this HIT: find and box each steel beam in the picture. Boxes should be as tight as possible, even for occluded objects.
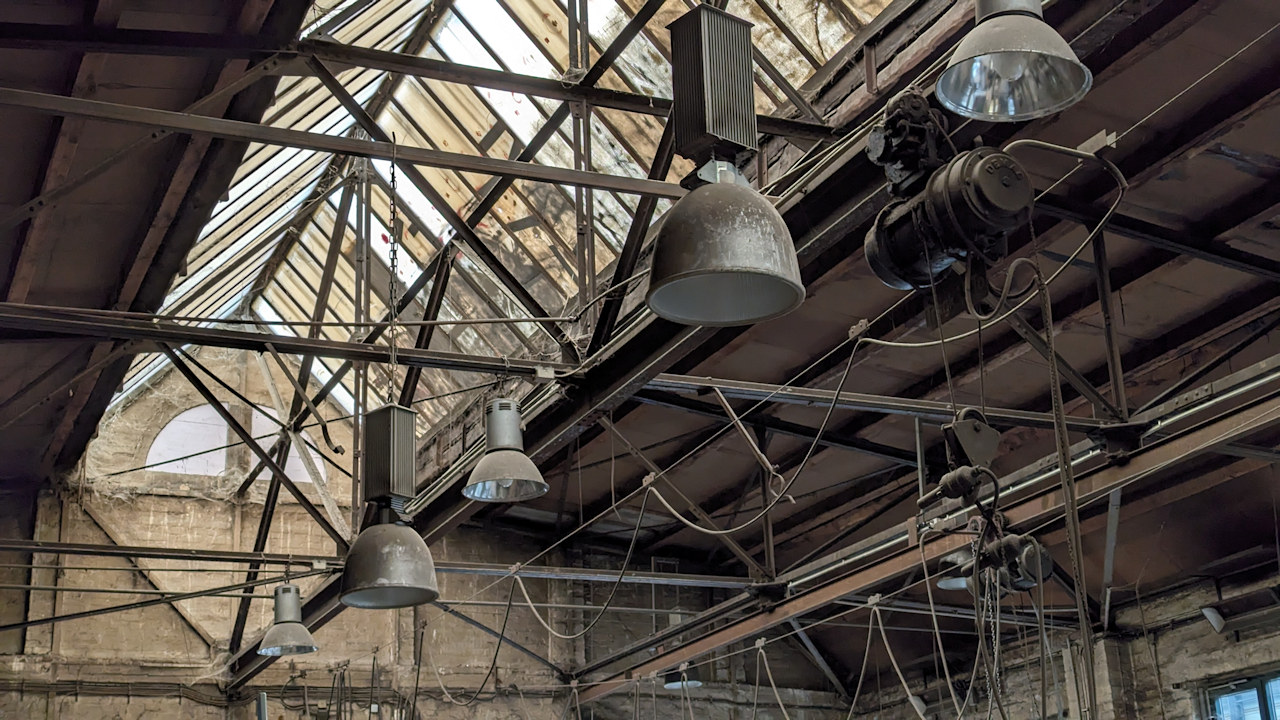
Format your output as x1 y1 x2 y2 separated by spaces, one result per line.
1003 312 1125 420
308 57 577 355
646 374 1115 432
0 87 685 199
576 379 1280 701
0 539 747 588
1091 235 1129 420
0 569 331 633
1035 191 1280 285
598 417 770 579
399 250 453 406
786 617 850 699
230 442 287 654
634 389 917 465
0 303 572 377
0 24 834 142
431 600 566 678
0 539 340 566
163 346 350 552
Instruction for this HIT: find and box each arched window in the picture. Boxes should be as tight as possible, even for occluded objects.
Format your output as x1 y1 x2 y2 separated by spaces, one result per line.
145 405 229 476
145 404 327 483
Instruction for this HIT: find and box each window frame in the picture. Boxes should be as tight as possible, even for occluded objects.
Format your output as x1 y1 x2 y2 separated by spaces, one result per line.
1207 675 1280 720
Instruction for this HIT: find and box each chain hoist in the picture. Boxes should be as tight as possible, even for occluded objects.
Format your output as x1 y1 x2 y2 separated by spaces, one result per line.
387 135 401 405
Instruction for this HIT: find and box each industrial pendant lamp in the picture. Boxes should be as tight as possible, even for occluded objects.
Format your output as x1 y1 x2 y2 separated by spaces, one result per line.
341 404 440 609
935 0 1092 122
463 398 549 502
258 584 318 656
644 5 804 327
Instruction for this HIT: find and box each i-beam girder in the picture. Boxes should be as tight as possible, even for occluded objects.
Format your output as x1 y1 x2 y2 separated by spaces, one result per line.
0 87 685 199
576 371 1280 702
0 25 835 142
0 539 748 588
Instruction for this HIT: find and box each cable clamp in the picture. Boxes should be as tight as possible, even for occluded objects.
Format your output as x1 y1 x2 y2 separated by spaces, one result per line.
867 593 882 608
678 662 690 672
509 563 522 574
642 472 658 487
754 637 766 650
848 319 870 340
570 679 579 688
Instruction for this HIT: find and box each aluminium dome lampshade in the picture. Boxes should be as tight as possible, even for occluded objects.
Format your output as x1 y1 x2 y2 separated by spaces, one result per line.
258 584 318 656
645 181 804 327
462 399 549 502
340 522 440 609
935 0 1092 122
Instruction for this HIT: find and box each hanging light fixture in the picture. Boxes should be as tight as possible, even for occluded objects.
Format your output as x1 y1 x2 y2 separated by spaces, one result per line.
935 0 1092 122
662 663 704 690
341 404 440 609
258 584 318 656
462 398 549 502
646 182 804 326
644 5 804 327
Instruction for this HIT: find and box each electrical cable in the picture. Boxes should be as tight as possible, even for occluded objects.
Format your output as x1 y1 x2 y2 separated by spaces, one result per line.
645 336 862 536
917 537 963 716
757 649 794 720
842 611 875 720
514 491 650 640
424 580 519 706
1032 265 1099 719
870 607 928 720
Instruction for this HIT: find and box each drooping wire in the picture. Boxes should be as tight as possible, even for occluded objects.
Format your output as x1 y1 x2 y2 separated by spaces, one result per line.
871 607 927 720
423 580 518 706
514 490 650 639
757 649 794 720
647 336 863 537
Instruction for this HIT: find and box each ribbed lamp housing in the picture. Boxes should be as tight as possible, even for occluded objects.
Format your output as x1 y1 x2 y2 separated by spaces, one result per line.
668 5 757 165
463 399 549 502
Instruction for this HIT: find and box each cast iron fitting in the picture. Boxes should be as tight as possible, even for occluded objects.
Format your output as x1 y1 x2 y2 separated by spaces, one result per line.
484 398 525 453
865 147 1032 290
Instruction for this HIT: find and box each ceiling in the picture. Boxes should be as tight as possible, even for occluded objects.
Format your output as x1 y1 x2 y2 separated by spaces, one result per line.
0 0 1277 703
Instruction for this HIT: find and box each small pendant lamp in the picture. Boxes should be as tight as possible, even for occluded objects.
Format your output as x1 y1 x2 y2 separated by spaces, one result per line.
935 0 1092 122
258 584 319 656
462 399 549 502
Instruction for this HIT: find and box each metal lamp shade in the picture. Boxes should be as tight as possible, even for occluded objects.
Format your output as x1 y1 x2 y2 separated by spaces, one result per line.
663 666 704 690
340 522 439 609
936 8 1091 122
258 584 318 656
646 182 803 327
463 399 549 502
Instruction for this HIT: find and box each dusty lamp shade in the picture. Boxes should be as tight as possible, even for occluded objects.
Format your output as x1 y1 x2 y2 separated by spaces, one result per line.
645 181 804 327
340 521 440 609
258 584 318 656
935 0 1092 122
663 665 703 690
463 399 549 502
